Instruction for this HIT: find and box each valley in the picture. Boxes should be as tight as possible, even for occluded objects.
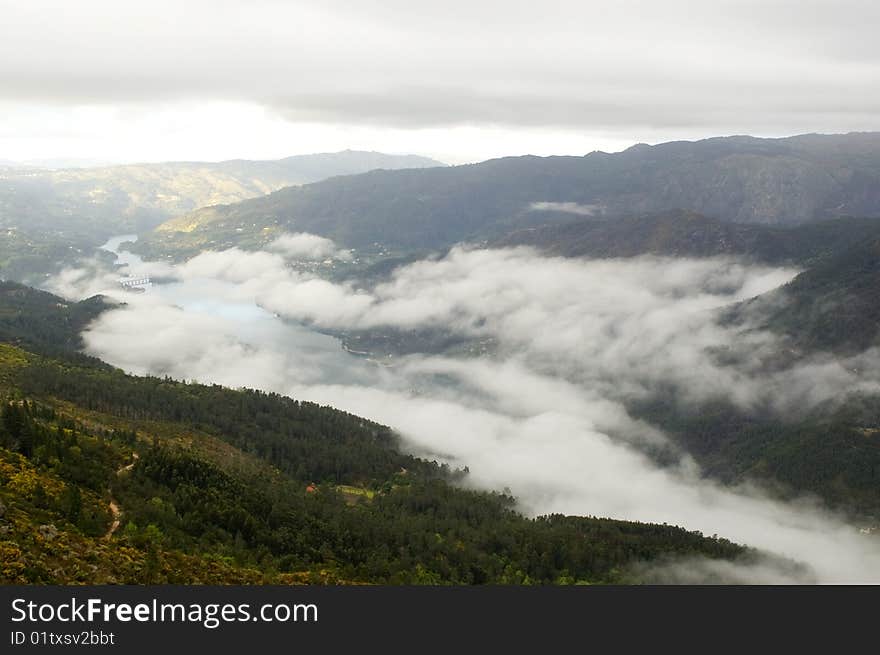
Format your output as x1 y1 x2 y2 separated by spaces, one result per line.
3 133 880 584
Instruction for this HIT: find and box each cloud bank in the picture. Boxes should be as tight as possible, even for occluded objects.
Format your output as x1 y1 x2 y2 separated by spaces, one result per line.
51 236 880 582
138 243 880 412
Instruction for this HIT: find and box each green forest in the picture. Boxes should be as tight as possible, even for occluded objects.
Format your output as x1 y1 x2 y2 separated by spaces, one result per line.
0 346 747 584
0 283 749 584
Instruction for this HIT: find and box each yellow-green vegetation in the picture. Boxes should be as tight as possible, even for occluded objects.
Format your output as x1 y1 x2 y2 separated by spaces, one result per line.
156 206 225 233
0 458 289 585
335 485 377 505
136 219 283 262
0 343 30 387
0 403 354 584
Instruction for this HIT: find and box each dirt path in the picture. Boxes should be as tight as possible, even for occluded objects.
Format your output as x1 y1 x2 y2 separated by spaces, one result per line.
117 452 139 476
103 501 121 540
103 453 139 540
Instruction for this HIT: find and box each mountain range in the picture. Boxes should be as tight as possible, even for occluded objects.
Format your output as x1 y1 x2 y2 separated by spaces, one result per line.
134 132 880 260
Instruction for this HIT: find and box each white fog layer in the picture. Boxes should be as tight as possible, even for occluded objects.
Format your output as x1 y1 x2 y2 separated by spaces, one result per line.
48 234 880 583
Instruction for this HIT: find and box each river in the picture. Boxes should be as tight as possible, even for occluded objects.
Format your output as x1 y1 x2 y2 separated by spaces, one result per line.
97 235 376 387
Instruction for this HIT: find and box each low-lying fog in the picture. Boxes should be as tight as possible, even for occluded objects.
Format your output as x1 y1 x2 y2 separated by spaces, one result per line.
48 233 880 583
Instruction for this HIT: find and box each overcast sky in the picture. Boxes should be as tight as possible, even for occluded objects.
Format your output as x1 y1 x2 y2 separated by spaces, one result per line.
1 0 877 164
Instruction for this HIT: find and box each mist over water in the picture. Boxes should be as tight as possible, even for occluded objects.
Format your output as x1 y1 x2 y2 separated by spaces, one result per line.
48 234 880 583
73 236 371 387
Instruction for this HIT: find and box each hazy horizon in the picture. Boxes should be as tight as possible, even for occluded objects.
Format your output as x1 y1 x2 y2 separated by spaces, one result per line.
3 130 878 169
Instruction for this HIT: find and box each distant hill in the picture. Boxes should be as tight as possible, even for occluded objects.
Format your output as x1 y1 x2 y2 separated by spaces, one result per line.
0 150 444 233
0 150 443 280
136 132 880 259
496 210 880 265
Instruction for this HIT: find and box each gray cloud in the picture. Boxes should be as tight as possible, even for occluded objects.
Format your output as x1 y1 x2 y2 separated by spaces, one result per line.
1 0 878 135
52 237 880 582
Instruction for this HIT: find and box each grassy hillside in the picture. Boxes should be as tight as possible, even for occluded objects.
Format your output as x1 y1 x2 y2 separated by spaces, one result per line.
135 133 880 260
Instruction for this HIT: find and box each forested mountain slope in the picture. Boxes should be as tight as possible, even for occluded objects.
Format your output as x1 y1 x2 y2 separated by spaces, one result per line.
730 236 880 354
0 284 746 584
497 211 880 265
